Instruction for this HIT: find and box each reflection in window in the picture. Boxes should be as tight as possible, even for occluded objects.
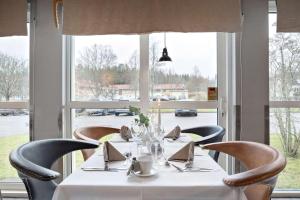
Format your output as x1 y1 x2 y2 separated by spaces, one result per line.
73 35 140 101
269 14 300 101
0 109 29 182
270 108 300 189
0 32 29 184
0 35 29 102
72 108 217 167
149 33 217 101
269 14 300 190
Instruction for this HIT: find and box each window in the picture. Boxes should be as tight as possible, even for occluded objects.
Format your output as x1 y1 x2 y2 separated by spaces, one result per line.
269 13 300 191
73 35 140 101
67 33 219 167
0 29 29 187
149 33 217 101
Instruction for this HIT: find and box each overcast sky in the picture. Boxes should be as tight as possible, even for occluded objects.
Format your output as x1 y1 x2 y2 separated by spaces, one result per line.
0 35 29 59
269 14 276 37
0 14 278 79
75 32 217 78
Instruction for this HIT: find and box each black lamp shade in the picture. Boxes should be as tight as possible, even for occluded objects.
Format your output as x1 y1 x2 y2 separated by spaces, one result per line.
159 48 172 62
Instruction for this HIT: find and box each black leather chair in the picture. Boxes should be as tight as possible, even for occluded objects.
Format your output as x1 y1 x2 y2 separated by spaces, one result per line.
181 125 225 162
9 139 98 200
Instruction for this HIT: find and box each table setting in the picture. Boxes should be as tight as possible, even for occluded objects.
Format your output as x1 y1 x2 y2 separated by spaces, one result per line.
52 107 246 200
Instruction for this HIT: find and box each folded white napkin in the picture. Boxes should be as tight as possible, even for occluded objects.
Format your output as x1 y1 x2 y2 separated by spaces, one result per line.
103 141 126 162
168 141 194 162
165 126 181 140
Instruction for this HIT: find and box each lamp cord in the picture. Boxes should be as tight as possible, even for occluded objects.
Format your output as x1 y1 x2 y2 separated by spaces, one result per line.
164 33 166 48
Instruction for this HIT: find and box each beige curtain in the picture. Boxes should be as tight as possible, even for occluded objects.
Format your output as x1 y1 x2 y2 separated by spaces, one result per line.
0 0 27 36
277 0 300 32
62 0 242 35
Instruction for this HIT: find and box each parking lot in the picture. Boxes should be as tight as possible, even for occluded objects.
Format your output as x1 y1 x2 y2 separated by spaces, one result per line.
73 112 218 131
0 112 294 136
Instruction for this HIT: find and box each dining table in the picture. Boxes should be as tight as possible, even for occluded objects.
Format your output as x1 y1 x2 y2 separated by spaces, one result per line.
52 135 246 200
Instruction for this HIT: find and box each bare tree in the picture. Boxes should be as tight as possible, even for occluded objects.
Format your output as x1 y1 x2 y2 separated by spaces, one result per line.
76 44 117 100
149 41 163 97
128 50 139 98
185 66 210 100
270 33 300 157
0 52 28 101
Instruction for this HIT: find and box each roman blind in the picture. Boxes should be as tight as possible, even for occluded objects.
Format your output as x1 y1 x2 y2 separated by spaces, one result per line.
60 0 242 35
0 0 27 36
277 0 300 32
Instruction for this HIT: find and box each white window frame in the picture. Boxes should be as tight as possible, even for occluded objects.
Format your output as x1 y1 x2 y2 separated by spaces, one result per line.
0 3 32 193
63 33 230 174
268 0 300 196
0 101 29 193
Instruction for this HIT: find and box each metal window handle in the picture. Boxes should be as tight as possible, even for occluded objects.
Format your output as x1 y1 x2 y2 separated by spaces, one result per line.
57 110 63 133
219 97 226 117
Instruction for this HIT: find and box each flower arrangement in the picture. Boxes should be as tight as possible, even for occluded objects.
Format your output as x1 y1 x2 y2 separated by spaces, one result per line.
129 106 150 127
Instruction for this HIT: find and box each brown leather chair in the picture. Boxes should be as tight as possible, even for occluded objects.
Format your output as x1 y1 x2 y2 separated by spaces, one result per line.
74 126 120 161
202 141 286 200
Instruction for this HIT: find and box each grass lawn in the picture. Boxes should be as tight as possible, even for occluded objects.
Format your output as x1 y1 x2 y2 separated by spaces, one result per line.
0 134 28 180
1 133 299 190
270 134 300 189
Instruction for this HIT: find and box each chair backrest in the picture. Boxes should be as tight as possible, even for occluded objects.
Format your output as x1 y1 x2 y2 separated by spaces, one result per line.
74 126 120 160
202 141 286 200
181 125 225 162
9 139 98 200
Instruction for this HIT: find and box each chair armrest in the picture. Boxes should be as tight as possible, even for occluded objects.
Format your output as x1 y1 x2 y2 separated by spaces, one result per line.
9 139 99 181
9 149 60 181
223 164 283 187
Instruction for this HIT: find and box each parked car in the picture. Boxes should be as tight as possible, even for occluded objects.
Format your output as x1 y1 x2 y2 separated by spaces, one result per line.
86 109 108 116
75 108 85 114
152 96 169 101
0 109 16 116
114 109 135 116
107 109 116 115
175 109 198 117
17 109 29 115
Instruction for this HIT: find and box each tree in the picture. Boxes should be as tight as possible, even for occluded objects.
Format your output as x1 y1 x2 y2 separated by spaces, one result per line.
270 33 300 157
127 50 139 98
149 41 163 97
76 44 117 100
0 52 28 101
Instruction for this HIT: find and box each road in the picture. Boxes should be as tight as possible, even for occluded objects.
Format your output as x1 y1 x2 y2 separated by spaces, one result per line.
73 113 217 132
0 112 295 137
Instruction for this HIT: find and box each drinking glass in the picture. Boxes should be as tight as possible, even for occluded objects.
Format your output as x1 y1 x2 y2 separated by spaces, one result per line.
150 138 164 166
131 122 144 155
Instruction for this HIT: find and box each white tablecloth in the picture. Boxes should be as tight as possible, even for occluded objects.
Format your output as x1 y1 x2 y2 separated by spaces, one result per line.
53 142 246 200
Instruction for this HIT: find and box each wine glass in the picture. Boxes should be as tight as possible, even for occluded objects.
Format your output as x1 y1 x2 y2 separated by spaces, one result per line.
131 121 144 155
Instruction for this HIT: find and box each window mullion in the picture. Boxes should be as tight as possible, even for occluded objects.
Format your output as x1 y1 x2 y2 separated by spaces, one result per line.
140 34 150 113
